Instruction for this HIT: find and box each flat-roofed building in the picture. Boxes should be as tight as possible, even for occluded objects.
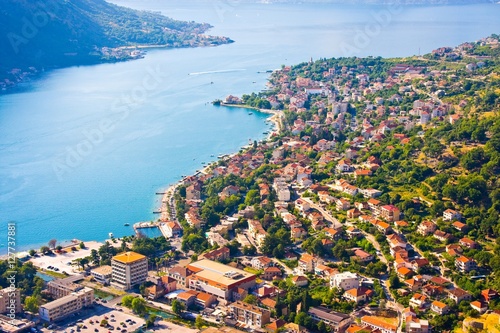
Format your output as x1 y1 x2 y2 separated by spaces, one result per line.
307 306 352 332
90 265 112 285
47 275 85 299
228 301 270 328
39 287 94 322
0 288 21 314
0 315 35 333
187 259 256 301
111 251 148 290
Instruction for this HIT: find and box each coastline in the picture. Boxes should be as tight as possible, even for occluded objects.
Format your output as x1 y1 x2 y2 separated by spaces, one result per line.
155 105 283 221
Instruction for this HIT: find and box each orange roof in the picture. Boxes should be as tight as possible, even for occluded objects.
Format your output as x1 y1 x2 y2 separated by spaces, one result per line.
397 267 413 276
432 300 448 309
361 316 397 331
112 251 146 264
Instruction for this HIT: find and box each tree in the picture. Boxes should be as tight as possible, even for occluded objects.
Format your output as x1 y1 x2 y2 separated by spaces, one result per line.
131 297 147 315
243 295 258 305
28 249 36 256
39 246 50 254
79 241 85 249
24 296 39 313
78 258 89 270
195 315 205 329
122 295 134 307
171 299 184 315
145 314 157 328
90 249 100 265
48 239 57 249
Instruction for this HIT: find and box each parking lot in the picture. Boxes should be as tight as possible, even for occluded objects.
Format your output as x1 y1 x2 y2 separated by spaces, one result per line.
30 241 104 275
38 304 144 333
36 302 199 333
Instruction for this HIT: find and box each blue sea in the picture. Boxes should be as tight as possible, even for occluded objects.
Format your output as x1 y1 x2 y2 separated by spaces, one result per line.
1 1 500 252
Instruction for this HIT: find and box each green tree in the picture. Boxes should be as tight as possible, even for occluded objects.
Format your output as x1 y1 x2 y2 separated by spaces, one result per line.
145 314 157 328
24 296 39 313
195 315 205 329
79 241 85 249
121 295 134 308
28 249 36 256
131 297 147 315
172 299 185 315
243 295 258 305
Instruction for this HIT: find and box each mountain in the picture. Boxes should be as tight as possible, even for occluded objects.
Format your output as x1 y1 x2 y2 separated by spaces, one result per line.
0 0 232 88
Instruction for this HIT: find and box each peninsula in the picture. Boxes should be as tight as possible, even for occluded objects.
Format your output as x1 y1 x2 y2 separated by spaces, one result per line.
0 0 233 92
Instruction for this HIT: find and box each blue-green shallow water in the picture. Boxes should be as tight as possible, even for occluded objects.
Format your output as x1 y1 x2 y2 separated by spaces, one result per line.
1 1 500 252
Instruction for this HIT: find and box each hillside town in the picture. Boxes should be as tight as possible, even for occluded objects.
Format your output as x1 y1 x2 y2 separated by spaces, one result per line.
1 34 500 333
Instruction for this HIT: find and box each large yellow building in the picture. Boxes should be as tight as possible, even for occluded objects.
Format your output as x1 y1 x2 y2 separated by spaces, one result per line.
39 287 94 322
111 251 148 290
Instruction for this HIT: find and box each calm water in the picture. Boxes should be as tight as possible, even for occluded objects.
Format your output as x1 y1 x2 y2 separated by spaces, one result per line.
1 1 500 252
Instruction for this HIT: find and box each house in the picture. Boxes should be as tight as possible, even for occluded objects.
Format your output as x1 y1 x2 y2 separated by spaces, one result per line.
375 221 393 234
354 169 373 179
409 293 428 309
266 319 287 333
324 227 342 240
452 221 468 233
431 300 449 315
195 292 217 309
347 208 361 219
336 198 351 211
455 256 477 273
308 307 352 332
291 227 308 239
433 230 452 243
448 288 472 304
298 254 316 274
200 247 230 262
161 221 183 238
481 289 499 303
470 301 487 314
380 205 400 222
361 316 397 333
251 257 273 270
331 272 359 291
443 209 462 221
344 287 373 304
336 159 353 173
176 291 197 307
262 267 282 281
459 237 479 249
417 221 437 236
292 275 309 287
397 267 414 280
346 227 363 239
353 249 373 263
367 198 382 215
295 199 311 215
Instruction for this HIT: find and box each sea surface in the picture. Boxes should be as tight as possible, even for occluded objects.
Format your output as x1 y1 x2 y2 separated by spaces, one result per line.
1 1 500 252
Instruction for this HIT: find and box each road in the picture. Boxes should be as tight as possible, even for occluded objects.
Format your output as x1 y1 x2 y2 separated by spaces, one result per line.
300 196 342 229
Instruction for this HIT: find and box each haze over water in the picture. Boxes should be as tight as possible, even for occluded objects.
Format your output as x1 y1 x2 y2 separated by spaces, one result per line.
1 1 499 252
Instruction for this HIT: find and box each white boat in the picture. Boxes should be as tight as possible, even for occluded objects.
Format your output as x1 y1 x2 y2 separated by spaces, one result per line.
109 232 114 238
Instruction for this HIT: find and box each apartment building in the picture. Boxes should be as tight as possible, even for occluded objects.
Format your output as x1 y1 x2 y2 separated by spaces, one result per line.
39 287 94 322
228 301 270 328
90 265 112 285
0 288 21 314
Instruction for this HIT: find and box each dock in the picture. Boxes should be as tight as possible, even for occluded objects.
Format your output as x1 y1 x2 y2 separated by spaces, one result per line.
133 221 172 239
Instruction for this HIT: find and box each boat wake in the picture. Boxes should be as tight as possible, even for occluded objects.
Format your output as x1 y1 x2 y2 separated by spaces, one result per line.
189 69 246 75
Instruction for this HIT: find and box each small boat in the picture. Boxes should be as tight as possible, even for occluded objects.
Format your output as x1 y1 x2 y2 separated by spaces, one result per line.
248 112 253 115
263 131 269 134
109 232 114 238
124 223 130 226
